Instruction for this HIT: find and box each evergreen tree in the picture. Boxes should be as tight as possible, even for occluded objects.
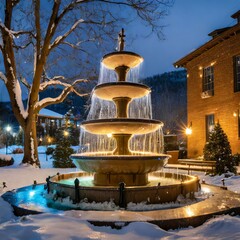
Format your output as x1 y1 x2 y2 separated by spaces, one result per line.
52 128 76 168
203 123 236 175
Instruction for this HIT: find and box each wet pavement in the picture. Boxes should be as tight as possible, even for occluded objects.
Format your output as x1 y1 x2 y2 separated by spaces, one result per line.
2 183 240 230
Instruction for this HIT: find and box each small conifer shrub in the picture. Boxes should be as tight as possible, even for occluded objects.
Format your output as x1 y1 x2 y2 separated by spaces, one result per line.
203 123 236 175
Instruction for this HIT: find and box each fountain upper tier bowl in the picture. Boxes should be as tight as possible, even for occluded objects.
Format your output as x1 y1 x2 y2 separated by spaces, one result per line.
102 51 143 69
94 82 150 101
71 154 169 175
81 118 163 135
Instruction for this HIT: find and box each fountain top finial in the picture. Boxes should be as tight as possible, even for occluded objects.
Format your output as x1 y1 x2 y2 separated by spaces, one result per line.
118 28 125 51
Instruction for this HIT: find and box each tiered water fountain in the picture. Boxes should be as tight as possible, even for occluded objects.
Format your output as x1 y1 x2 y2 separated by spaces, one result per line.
3 31 240 229
48 30 199 206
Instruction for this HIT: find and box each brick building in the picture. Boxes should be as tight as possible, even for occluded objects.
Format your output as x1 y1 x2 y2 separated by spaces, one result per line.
174 10 240 158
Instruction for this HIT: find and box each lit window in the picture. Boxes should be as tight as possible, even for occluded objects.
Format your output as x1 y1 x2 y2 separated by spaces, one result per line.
202 66 214 94
238 110 240 138
234 55 240 92
206 114 214 141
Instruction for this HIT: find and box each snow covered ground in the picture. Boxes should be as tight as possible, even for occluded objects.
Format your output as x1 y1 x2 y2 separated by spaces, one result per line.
0 145 240 240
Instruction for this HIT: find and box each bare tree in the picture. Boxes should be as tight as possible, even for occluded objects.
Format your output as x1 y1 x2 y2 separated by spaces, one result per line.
0 0 174 167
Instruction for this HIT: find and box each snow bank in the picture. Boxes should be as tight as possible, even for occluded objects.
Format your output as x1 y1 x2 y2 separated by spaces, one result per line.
0 154 12 161
0 197 15 224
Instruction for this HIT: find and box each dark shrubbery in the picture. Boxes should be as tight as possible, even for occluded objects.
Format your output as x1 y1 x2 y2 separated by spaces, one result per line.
46 147 55 155
12 148 23 154
52 128 76 168
0 156 14 167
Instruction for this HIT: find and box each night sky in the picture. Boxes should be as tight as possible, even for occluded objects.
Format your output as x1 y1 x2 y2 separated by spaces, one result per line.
0 1 240 101
125 0 240 77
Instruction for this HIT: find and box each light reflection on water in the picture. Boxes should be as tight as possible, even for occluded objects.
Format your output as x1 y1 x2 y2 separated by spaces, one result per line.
57 176 181 187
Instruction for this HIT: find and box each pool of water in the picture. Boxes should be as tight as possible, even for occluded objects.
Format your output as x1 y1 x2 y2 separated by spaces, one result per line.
57 175 182 187
2 184 66 213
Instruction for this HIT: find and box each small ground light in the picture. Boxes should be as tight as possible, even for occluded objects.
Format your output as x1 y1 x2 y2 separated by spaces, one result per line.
63 130 69 137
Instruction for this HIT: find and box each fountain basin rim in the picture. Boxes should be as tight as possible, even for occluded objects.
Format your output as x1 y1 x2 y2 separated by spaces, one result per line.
81 118 163 135
71 153 170 160
93 82 150 101
102 51 143 69
82 118 163 124
50 171 198 189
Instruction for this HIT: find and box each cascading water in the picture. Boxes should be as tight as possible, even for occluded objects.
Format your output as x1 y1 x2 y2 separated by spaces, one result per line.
79 64 163 155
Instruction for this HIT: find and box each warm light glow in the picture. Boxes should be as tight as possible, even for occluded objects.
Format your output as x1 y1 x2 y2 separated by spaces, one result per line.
199 66 202 70
6 125 12 132
107 133 112 138
48 137 52 143
63 130 69 137
185 127 192 135
210 61 216 66
233 112 237 117
185 207 194 217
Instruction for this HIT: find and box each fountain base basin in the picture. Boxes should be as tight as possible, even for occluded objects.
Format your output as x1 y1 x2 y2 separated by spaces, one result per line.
49 172 200 205
71 154 169 186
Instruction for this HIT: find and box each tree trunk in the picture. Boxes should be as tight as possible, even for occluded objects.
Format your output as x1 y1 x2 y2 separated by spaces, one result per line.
22 114 41 168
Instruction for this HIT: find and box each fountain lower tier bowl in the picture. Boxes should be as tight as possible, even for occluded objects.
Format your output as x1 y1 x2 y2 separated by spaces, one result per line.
81 118 163 135
47 171 200 204
70 154 170 186
102 51 143 69
94 82 150 100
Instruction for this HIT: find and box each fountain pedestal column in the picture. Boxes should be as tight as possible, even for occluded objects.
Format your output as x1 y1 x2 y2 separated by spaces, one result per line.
113 97 131 118
112 134 131 155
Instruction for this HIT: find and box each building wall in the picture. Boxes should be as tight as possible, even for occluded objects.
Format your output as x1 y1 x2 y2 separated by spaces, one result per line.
186 33 240 158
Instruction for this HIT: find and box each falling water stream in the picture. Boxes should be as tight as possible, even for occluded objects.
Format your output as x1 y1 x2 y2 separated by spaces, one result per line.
79 63 164 155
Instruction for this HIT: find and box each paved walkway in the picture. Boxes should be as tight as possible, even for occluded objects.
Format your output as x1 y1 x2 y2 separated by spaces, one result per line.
87 184 240 229
3 184 240 230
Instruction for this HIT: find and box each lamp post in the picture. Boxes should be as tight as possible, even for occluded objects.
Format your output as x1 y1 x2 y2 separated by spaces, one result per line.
5 125 12 154
46 136 52 161
184 122 192 159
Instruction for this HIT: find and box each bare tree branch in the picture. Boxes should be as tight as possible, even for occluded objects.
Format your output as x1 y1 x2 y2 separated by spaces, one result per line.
49 19 84 50
39 78 88 91
20 77 31 89
35 79 89 111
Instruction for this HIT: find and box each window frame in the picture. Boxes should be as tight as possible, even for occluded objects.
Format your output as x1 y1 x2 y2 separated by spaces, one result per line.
234 55 240 92
238 110 240 139
205 114 215 141
202 66 214 94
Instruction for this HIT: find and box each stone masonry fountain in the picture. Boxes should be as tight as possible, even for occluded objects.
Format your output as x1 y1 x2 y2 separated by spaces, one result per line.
47 29 199 206
3 31 240 230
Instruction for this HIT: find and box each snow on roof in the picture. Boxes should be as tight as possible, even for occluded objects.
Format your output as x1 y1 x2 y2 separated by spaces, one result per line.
39 108 63 119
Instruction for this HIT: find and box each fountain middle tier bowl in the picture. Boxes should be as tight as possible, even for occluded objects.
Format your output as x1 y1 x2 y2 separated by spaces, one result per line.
102 51 143 69
94 82 150 100
81 118 163 135
71 153 169 174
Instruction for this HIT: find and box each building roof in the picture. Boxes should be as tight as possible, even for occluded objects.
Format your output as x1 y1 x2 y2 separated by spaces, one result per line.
174 12 240 68
39 108 63 119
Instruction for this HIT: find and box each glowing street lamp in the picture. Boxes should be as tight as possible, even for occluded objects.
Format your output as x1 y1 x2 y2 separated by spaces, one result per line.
185 122 192 136
185 127 192 135
5 125 12 154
